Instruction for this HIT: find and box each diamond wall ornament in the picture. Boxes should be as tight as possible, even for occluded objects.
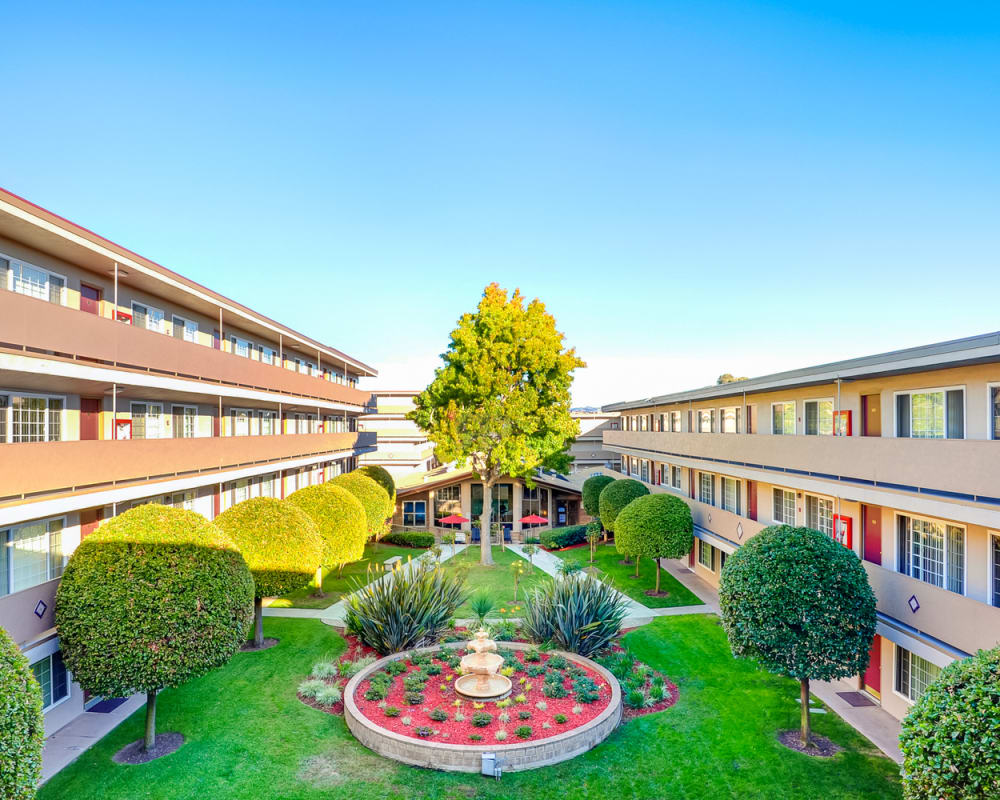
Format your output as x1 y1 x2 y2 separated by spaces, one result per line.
736 522 744 540
34 600 47 619
707 513 712 524
908 595 920 613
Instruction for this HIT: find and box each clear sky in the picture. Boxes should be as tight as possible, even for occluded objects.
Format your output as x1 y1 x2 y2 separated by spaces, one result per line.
2 1 998 406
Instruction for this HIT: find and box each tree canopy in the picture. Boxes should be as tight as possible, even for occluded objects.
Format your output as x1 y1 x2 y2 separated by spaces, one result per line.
329 471 393 541
354 465 396 506
0 625 44 800
614 493 693 593
582 474 614 519
286 484 367 568
410 283 585 565
599 478 649 534
716 373 749 384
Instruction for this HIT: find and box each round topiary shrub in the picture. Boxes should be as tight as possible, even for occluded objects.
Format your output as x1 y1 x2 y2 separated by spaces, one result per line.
329 472 393 541
0 625 44 800
900 645 1000 800
614 493 693 593
55 504 254 755
214 497 324 648
582 474 614 520
355 465 396 507
287 484 367 581
598 478 649 534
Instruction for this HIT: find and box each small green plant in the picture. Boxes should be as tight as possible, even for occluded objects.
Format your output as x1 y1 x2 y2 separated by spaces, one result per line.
518 710 532 720
557 560 583 576
496 698 512 709
522 543 538 570
340 655 376 677
311 661 339 679
470 593 495 627
384 706 401 717
542 721 552 730
415 726 434 737
425 663 442 676
547 654 568 669
535 700 548 711
511 559 528 601
491 620 519 641
453 711 466 722
471 711 493 727
495 729 508 741
314 685 343 707
525 649 542 662
469 733 483 741
515 725 532 739
543 680 569 699
514 693 527 704
649 684 665 702
498 711 511 723
572 676 600 703
404 691 425 705
403 674 428 692
572 703 583 715
385 660 407 676
625 689 648 709
428 707 448 721
401 716 412 726
298 678 328 699
554 713 568 724
526 664 546 677
500 666 515 677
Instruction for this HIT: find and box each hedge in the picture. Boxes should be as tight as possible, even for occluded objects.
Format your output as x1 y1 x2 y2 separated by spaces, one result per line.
539 524 588 550
55 504 254 697
329 472 393 540
384 530 435 548
0 625 44 800
598 479 650 533
354 465 397 505
900 645 1000 800
581 474 614 519
286 484 367 568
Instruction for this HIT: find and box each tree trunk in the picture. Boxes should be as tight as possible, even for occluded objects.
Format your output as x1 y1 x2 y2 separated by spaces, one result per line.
479 481 494 566
634 558 640 578
800 678 811 748
654 559 661 593
253 597 264 648
144 690 157 752
313 566 326 597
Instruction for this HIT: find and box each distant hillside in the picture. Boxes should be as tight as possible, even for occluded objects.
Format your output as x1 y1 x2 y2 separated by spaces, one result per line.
571 406 601 413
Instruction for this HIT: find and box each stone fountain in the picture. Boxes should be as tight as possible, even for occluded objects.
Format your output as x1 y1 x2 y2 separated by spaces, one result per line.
454 628 512 701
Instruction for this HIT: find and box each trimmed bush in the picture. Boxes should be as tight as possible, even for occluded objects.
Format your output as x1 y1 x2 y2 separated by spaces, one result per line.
539 524 588 550
354 465 396 507
900 645 1000 799
0 625 44 800
214 497 324 646
383 530 435 548
614 493 694 592
55 504 253 752
719 525 876 748
522 574 629 657
286 484 367 579
329 472 393 541
582 474 614 519
598 479 649 533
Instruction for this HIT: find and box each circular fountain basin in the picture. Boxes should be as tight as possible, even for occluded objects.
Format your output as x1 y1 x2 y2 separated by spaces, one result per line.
454 671 512 701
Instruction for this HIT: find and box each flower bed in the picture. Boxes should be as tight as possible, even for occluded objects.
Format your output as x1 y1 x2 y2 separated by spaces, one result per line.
353 646 612 743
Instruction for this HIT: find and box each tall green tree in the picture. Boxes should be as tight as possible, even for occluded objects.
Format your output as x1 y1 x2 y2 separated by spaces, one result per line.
410 283 585 565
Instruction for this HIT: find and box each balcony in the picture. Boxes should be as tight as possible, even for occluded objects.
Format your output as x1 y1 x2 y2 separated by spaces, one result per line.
0 290 371 407
864 563 1000 656
0 431 376 501
604 430 1000 501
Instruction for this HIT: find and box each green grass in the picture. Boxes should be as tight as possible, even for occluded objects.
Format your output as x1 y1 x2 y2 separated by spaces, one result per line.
440 545 551 618
39 615 901 800
267 543 427 609
561 543 703 608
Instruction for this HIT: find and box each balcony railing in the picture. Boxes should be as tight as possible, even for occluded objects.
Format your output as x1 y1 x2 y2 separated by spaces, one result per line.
0 290 371 407
0 431 375 501
604 430 1000 501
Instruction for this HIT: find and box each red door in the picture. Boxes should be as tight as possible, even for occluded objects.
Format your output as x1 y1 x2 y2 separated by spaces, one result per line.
80 284 102 314
863 504 882 565
747 480 757 521
80 398 101 440
863 635 881 699
80 507 103 538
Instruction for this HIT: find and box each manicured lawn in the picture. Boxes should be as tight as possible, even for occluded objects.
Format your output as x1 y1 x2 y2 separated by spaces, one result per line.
268 543 427 609
440 544 551 618
561 543 703 608
39 615 901 800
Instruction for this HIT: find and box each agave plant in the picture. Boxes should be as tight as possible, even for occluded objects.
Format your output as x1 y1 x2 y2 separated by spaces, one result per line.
521 573 629 657
344 562 468 655
469 593 495 628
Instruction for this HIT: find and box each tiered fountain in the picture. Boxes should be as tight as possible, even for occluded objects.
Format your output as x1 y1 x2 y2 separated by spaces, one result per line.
454 628 512 701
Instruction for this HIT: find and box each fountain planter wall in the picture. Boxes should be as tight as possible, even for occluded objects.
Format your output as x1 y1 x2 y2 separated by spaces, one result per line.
344 641 622 773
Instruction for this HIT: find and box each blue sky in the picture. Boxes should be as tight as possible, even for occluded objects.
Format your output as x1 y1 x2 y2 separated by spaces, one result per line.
2 1 998 405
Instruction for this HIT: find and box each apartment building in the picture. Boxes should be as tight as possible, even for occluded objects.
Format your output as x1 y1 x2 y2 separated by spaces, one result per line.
603 332 1000 723
568 410 621 473
358 389 438 478
0 188 377 735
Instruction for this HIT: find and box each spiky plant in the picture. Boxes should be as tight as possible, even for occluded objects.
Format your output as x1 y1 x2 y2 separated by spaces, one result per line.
469 593 495 628
521 574 629 656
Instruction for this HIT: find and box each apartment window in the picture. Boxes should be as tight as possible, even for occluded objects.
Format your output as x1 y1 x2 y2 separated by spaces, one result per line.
232 479 251 506
231 409 252 437
698 473 715 505
167 491 195 511
6 395 63 442
804 400 834 436
721 477 741 515
403 500 426 527
31 651 70 711
260 347 276 365
435 485 462 519
172 405 197 438
898 514 965 595
990 386 1000 440
698 540 714 571
896 647 941 703
720 407 740 434
522 486 549 519
172 315 198 343
259 473 277 499
131 403 164 439
896 389 964 439
698 410 715 433
991 534 1000 608
671 465 682 489
0 518 66 597
230 336 252 358
261 411 277 436
4 257 66 305
640 460 650 482
772 488 796 525
805 495 833 536
771 402 796 435
131 302 165 333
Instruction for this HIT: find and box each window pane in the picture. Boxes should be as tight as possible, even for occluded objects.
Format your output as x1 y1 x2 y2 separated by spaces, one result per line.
911 392 945 439
946 390 964 439
14 263 49 300
947 525 964 594
0 394 6 441
11 521 49 592
993 387 1000 440
32 657 52 708
48 519 65 579
52 651 69 703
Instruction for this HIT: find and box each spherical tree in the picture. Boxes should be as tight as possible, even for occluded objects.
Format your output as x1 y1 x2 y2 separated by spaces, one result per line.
329 472 393 543
0 625 44 800
55 504 253 755
214 497 324 649
719 525 876 749
598 478 650 561
287 484 367 586
582 474 614 521
614 493 693 594
355 465 396 508
900 645 1000 800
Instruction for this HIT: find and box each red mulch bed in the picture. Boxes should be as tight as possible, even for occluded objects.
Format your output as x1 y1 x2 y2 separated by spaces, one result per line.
354 649 611 743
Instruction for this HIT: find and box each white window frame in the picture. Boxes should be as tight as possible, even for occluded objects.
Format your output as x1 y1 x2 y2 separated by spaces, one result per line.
171 314 199 343
772 487 796 526
720 476 741 515
230 335 253 358
2 253 68 305
804 492 834 536
720 406 740 434
893 386 966 439
260 347 277 365
131 300 166 333
1 515 68 597
893 645 942 705
895 511 967 596
698 409 714 433
671 465 682 490
988 383 1000 441
166 490 196 511
697 539 714 571
698 472 715 506
171 404 199 439
771 401 796 435
989 530 1000 609
1 391 66 443
28 650 71 712
130 401 165 439
804 398 835 436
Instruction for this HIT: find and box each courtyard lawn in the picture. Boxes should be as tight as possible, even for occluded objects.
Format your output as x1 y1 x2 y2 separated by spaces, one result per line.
561 543 703 608
440 544 551 618
38 615 901 800
268 542 427 609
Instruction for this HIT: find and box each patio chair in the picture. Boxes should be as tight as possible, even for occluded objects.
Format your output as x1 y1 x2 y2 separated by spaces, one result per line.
471 527 481 543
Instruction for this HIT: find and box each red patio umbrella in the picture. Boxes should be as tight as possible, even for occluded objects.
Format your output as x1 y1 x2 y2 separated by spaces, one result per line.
519 514 549 525
437 514 470 524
